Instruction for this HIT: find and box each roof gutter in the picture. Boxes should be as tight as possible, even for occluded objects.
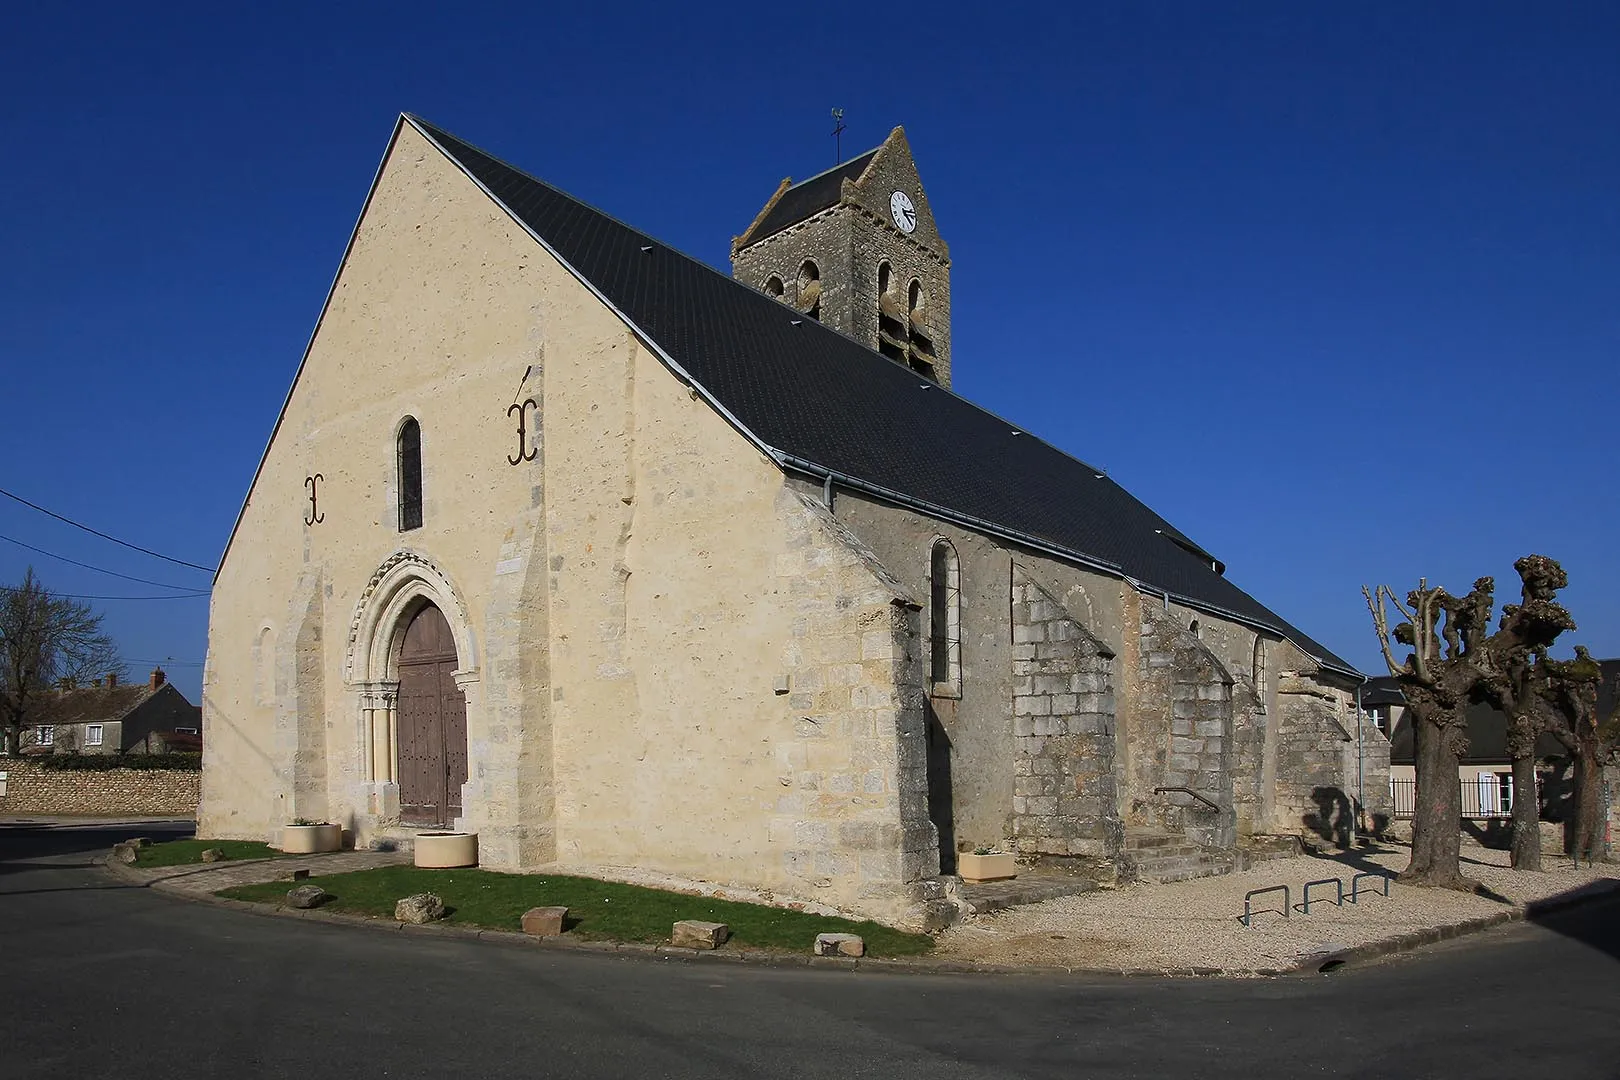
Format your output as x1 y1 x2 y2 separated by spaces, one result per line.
776 452 1360 680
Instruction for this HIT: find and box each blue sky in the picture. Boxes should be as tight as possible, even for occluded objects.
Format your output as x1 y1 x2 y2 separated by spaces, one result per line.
2 2 1617 703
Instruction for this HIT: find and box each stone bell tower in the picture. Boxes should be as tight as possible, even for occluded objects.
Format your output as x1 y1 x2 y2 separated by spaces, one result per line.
731 127 952 387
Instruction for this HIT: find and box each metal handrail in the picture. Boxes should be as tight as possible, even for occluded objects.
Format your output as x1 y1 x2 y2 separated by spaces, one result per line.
1348 872 1391 903
1301 878 1344 915
1241 884 1289 927
1153 786 1223 814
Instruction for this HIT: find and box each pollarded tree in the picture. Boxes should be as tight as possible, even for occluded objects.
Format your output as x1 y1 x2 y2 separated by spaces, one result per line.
1474 556 1576 871
1364 576 1494 889
1541 646 1619 863
0 568 121 756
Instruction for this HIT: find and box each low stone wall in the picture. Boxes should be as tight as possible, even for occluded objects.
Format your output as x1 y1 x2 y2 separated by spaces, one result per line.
0 759 199 816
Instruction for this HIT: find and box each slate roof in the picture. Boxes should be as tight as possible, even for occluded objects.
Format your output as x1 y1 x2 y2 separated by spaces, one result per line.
1388 702 1570 766
408 116 1359 677
735 148 881 249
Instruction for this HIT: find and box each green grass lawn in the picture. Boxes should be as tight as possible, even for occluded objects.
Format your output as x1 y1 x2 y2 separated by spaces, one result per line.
219 865 933 957
136 839 284 867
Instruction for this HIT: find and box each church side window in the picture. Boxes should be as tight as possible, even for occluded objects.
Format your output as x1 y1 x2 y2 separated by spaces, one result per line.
929 539 961 695
398 417 423 532
764 274 784 300
798 261 821 321
1252 638 1269 710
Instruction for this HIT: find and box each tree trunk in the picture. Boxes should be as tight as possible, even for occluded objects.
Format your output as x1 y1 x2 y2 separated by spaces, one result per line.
1403 714 1473 889
1568 746 1605 863
1508 752 1541 871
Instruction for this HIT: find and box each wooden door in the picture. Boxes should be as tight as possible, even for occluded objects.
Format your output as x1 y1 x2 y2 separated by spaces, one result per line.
396 604 467 826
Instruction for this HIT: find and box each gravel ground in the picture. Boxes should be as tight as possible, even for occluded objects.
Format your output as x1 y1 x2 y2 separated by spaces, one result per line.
936 843 1619 974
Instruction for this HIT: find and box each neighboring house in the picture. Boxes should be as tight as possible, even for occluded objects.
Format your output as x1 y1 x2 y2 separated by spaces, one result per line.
26 669 201 756
200 115 1385 926
1373 661 1620 820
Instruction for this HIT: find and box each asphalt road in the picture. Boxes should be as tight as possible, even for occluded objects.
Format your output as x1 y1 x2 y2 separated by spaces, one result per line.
5 823 1619 1080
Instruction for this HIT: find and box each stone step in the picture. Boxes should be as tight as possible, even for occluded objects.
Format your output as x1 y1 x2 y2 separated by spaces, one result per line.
955 869 1101 916
1129 852 1238 885
1122 831 1186 850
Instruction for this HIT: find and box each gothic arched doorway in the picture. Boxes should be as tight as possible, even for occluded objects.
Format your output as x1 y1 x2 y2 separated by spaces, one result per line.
396 603 468 826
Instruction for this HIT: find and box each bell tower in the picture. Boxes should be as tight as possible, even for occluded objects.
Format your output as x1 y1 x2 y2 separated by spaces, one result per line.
731 127 952 387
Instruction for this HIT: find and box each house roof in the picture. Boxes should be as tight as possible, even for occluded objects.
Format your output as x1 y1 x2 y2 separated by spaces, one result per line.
734 148 881 249
397 116 1359 676
1382 661 1620 765
36 682 159 727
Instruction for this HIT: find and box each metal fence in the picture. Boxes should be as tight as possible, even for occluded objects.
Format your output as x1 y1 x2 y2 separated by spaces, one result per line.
1389 774 1516 820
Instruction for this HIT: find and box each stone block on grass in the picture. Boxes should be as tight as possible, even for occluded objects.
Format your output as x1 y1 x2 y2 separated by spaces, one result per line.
395 893 446 924
814 932 865 957
287 884 329 910
199 848 227 863
671 920 729 950
111 842 139 865
521 906 568 937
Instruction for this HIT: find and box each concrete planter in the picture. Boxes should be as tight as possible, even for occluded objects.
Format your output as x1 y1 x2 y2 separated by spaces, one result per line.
958 851 1016 884
414 831 478 869
281 823 342 854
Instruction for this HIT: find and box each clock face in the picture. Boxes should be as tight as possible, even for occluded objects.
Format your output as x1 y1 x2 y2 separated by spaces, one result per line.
889 190 917 234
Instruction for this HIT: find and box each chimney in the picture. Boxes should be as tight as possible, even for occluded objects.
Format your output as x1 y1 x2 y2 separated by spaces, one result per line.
106 673 118 689
150 668 166 690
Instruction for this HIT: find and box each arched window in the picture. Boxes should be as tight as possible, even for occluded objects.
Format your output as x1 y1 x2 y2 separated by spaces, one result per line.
798 261 821 321
877 261 906 362
929 540 961 694
1252 638 1269 709
398 417 423 532
763 274 784 300
906 279 936 379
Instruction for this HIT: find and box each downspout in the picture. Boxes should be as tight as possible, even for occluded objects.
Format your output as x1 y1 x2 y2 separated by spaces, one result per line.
1354 676 1368 841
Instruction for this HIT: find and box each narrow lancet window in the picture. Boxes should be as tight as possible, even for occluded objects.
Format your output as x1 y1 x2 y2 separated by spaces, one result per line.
398 417 423 532
929 539 961 694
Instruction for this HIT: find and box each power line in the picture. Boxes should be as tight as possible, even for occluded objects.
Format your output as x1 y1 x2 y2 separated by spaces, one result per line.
0 584 210 602
0 485 216 574
127 657 205 667
0 532 202 591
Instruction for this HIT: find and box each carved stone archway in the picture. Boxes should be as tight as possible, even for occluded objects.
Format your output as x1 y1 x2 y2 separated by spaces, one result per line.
344 550 480 823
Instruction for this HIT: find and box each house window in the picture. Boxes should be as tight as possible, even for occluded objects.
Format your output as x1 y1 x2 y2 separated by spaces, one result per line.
929 540 961 694
798 261 821 321
35 725 54 747
398 417 423 532
85 724 103 747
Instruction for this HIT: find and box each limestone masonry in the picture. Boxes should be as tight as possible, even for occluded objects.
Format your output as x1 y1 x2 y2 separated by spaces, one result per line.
199 115 1386 928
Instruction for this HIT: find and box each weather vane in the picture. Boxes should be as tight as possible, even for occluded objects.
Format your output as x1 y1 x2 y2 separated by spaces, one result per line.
831 108 846 166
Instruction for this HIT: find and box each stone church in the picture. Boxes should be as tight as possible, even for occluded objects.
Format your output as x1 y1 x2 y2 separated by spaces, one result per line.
200 114 1388 927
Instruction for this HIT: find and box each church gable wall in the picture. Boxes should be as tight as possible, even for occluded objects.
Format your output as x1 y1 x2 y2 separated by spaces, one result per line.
202 121 555 854
538 331 935 924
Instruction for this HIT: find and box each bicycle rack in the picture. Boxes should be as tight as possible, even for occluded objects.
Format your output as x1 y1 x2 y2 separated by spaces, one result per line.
1241 884 1289 927
1301 878 1344 915
1348 871 1392 903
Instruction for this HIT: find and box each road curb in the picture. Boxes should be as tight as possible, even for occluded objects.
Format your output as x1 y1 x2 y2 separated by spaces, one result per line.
1288 879 1620 974
101 854 1620 980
